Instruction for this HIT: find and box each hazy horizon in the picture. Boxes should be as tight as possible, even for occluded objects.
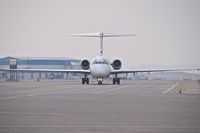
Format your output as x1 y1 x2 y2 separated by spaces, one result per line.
0 0 200 68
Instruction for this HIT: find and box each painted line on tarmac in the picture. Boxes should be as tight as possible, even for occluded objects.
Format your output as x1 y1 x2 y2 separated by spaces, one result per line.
0 86 79 100
0 95 27 100
91 85 131 94
163 83 178 94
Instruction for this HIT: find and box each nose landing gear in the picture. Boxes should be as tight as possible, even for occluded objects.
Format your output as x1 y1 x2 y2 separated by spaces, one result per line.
97 78 103 85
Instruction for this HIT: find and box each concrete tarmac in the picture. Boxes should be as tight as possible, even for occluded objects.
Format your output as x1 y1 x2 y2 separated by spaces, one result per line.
0 80 200 133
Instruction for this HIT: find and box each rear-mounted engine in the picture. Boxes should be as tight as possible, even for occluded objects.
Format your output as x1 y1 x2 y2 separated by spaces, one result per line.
112 59 122 70
81 60 90 70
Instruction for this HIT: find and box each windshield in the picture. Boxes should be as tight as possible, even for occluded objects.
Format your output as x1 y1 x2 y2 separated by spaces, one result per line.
92 59 109 65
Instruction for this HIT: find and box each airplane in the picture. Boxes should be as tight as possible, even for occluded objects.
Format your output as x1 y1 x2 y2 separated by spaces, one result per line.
0 32 199 85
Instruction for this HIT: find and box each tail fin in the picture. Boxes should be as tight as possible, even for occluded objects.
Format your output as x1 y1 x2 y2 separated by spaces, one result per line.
64 32 136 56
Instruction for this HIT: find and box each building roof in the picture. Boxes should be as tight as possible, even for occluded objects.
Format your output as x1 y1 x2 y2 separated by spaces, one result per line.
0 56 78 61
0 56 80 66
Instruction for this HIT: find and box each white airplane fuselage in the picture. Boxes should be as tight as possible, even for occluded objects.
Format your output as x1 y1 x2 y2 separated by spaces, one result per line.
90 56 111 79
65 32 134 85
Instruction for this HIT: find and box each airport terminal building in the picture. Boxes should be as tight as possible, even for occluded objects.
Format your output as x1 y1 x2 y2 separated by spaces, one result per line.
0 56 81 80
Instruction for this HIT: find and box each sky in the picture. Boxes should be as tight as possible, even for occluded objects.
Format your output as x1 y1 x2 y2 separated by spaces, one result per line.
0 0 200 69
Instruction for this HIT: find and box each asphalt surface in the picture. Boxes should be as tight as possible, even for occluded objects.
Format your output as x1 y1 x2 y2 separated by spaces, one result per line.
0 80 200 133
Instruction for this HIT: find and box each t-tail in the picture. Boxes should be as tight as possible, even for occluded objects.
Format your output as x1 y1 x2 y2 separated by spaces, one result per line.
64 32 136 56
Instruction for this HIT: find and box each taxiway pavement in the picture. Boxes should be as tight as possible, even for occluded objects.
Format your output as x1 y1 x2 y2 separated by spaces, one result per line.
0 80 199 133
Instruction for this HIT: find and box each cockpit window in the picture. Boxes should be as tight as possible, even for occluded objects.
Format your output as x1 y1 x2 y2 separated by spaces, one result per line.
92 59 109 65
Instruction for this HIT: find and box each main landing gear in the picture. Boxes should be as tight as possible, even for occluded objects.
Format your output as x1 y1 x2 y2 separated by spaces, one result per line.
113 74 120 85
82 74 89 84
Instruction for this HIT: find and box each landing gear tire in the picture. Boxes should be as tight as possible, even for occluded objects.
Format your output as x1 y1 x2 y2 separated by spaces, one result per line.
98 80 102 85
113 78 116 85
82 78 85 84
82 78 89 84
116 78 120 84
86 78 89 84
113 78 120 85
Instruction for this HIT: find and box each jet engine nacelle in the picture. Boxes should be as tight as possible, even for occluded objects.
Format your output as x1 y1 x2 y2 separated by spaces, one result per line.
112 59 122 70
81 60 90 70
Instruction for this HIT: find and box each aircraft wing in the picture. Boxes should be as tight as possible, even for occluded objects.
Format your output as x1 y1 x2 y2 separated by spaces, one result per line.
110 68 199 75
0 68 91 74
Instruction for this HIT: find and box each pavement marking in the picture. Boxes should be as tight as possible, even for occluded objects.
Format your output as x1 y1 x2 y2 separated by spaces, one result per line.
0 124 199 128
0 95 27 100
0 111 71 116
163 83 178 94
91 85 131 94
0 86 79 100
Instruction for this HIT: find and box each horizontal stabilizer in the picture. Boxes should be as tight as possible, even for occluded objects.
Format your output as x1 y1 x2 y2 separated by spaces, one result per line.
64 32 136 56
64 32 137 38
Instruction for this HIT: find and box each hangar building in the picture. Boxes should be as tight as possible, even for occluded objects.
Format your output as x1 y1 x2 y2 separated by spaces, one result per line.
0 56 81 80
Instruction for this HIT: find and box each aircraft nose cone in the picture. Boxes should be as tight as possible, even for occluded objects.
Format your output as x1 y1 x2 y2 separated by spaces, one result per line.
91 65 110 78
